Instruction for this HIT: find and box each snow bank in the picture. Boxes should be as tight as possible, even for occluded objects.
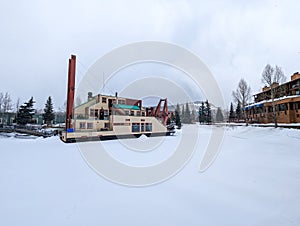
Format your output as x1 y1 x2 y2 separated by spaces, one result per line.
0 125 300 226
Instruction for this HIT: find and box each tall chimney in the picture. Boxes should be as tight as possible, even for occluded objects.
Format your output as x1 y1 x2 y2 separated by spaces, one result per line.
66 55 76 131
88 92 93 101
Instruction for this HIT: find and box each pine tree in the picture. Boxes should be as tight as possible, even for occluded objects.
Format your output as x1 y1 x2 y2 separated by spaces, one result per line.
235 101 242 121
191 109 196 122
216 107 224 122
175 104 182 129
205 100 212 124
229 102 235 122
199 101 205 124
181 104 185 123
184 102 192 124
16 97 35 125
43 96 55 126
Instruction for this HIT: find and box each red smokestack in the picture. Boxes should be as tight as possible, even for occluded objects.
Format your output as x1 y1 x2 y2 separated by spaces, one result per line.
66 55 76 130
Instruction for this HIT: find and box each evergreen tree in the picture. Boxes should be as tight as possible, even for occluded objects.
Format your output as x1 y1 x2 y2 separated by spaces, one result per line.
175 104 182 129
181 104 185 123
191 109 196 122
216 107 224 122
229 102 235 122
235 101 242 121
184 102 192 124
43 96 55 126
199 101 205 124
16 97 35 125
166 117 171 125
205 100 212 124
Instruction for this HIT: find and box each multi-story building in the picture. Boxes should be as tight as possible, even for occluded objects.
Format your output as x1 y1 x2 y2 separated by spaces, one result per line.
73 92 146 131
245 72 300 123
60 92 173 142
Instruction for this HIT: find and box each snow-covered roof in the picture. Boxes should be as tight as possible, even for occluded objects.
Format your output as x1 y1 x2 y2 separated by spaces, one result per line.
245 95 300 109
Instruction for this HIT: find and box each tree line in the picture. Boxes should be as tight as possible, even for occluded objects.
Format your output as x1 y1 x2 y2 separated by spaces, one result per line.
169 100 224 128
0 93 56 127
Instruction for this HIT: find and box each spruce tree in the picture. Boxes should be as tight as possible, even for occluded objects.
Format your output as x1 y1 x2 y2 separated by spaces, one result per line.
175 104 182 129
205 100 212 124
235 101 242 121
184 102 191 124
16 97 35 125
199 101 205 124
229 102 235 122
191 109 196 122
216 107 224 122
43 96 55 126
181 104 185 123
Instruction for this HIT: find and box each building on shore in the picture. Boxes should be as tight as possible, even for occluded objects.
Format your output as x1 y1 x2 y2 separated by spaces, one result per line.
60 92 174 142
244 72 300 123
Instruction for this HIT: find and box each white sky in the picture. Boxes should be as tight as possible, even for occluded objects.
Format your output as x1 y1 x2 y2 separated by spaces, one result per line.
1 0 300 110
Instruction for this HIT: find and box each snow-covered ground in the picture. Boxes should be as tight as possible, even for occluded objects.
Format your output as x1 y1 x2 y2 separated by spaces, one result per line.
1 125 300 226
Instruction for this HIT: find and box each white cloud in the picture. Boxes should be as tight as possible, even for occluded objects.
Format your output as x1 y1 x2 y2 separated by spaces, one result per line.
0 0 299 109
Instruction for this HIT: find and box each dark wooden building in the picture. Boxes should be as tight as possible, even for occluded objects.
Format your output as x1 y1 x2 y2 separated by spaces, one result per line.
245 72 300 123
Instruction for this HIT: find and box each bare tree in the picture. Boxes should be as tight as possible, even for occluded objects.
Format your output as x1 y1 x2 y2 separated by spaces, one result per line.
16 98 20 112
3 92 12 113
0 92 13 125
0 92 3 113
261 64 286 128
232 78 252 124
232 79 251 107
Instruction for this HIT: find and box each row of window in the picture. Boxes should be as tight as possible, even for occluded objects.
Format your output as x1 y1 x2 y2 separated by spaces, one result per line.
132 123 152 132
114 110 145 116
79 122 93 129
102 97 126 105
249 102 300 115
90 109 109 120
89 108 146 118
78 122 152 132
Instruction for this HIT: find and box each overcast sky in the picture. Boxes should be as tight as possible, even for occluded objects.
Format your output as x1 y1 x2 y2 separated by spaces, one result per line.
1 0 300 110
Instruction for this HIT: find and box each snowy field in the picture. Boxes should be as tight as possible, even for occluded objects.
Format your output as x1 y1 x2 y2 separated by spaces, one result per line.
1 125 300 226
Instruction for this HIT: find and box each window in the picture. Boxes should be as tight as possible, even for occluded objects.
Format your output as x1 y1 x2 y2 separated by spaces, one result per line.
137 111 140 116
103 110 108 120
279 104 285 111
141 123 145 132
141 112 145 116
118 99 125 104
90 109 98 117
268 106 273 112
130 111 134 116
79 122 86 129
125 111 129 115
146 123 152 132
87 123 93 129
102 97 107 103
99 109 104 120
132 123 140 132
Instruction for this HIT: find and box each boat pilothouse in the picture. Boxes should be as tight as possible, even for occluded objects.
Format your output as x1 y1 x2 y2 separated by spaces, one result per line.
60 55 175 143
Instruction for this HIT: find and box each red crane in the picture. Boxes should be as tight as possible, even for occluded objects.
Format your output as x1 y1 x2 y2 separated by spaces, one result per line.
146 98 169 126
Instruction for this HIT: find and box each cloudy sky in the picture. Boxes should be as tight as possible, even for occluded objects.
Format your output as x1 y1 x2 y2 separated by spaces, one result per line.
1 0 300 110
